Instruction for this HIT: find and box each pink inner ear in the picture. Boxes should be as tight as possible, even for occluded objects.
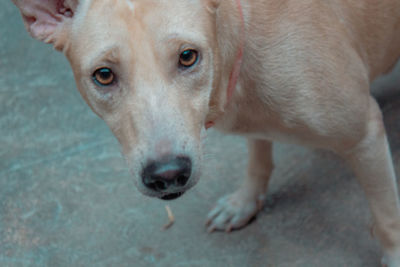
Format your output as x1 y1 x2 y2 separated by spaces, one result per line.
15 0 74 42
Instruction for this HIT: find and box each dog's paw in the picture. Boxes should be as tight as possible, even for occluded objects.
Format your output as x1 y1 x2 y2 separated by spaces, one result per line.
205 190 265 232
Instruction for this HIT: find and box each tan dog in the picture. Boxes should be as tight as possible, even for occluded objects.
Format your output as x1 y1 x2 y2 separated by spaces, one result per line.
12 0 400 265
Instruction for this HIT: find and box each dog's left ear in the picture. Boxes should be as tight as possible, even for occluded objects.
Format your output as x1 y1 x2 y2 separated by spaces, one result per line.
12 0 79 51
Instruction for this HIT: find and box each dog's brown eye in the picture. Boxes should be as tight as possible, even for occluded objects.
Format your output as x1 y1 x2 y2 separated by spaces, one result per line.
179 49 198 68
93 68 115 86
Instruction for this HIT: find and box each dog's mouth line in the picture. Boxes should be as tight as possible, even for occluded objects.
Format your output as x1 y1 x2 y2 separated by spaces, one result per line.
159 192 184 201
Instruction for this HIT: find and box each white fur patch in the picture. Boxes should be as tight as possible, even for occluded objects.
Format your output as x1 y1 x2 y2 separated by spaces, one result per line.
126 0 135 11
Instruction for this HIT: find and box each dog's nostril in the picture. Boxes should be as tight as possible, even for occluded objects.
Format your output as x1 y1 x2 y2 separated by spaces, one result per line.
177 175 189 186
154 180 167 191
145 179 168 191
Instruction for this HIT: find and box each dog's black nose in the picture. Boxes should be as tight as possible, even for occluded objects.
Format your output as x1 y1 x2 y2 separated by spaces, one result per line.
142 156 192 192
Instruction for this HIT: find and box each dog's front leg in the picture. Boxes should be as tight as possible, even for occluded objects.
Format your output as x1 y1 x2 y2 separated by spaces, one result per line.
339 98 400 267
206 139 273 232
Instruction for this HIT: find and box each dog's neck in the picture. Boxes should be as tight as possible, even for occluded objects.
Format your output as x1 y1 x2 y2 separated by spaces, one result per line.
225 0 245 114
205 0 245 130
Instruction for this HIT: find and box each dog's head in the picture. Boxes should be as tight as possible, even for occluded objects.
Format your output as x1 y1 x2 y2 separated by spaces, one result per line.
13 0 240 200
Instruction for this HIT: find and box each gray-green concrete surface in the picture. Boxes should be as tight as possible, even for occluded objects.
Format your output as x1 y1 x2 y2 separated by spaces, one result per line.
2 1 400 266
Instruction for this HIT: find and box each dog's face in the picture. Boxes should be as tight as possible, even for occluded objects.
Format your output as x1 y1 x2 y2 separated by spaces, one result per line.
14 0 221 200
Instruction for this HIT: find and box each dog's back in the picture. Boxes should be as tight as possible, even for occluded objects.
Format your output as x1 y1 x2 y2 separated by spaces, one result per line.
333 0 400 78
243 0 400 79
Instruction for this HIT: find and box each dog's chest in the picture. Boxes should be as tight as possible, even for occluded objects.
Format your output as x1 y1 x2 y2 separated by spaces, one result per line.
213 88 330 148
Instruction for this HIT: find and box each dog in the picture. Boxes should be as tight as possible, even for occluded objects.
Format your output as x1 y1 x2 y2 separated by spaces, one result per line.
12 0 400 265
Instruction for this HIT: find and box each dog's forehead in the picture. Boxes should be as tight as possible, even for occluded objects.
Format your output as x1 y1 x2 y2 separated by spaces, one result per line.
72 0 208 49
79 0 205 31
70 0 210 67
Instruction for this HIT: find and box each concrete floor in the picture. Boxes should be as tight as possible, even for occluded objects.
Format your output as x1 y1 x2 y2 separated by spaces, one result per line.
2 2 400 267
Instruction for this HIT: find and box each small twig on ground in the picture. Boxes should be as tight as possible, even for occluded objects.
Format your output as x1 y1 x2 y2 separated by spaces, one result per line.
163 205 175 230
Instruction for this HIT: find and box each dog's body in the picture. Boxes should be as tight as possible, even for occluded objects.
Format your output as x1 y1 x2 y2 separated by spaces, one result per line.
12 0 400 265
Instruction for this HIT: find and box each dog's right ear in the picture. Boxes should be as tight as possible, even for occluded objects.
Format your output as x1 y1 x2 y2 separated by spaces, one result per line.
12 0 79 51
